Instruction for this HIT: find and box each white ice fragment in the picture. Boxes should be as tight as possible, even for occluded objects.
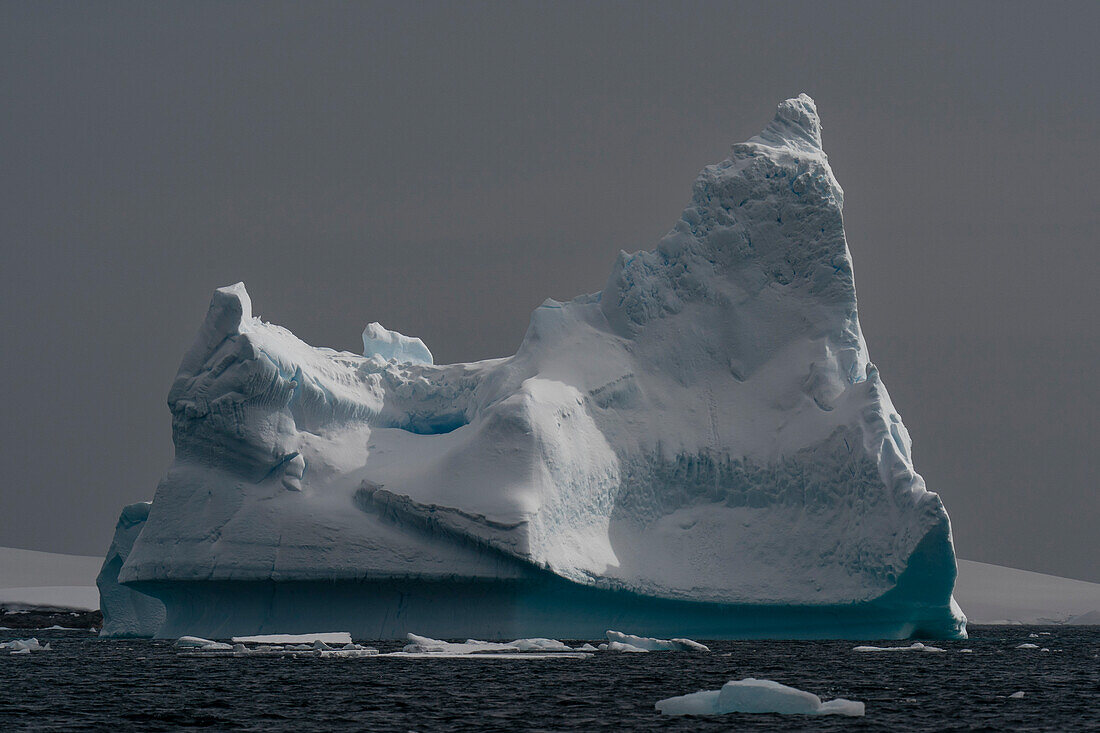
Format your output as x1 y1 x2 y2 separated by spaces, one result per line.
959 648 974 653
656 678 864 717
401 633 579 654
852 642 946 653
605 630 709 652
510 638 575 652
231 632 352 645
1009 691 1025 699
402 634 516 654
361 322 433 365
1 638 51 653
176 635 218 648
655 690 720 715
606 641 649 653
1015 643 1039 649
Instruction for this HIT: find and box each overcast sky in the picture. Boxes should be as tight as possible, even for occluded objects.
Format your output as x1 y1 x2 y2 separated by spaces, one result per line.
2 1 1097 581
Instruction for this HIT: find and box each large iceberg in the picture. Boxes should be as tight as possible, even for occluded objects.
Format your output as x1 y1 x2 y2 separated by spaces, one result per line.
102 95 965 640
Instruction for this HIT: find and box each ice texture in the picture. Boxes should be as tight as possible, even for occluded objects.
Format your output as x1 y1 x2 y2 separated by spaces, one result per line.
656 678 864 717
97 502 166 637
107 95 965 640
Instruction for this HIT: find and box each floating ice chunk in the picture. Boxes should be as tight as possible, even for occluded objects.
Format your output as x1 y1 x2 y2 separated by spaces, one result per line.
402 634 516 654
176 635 218 648
1 638 50 653
655 690 720 715
1028 633 1039 638
959 649 974 653
361 322 433 365
852 642 946 653
577 643 598 651
319 648 379 658
231 632 352 645
401 633 580 654
510 638 575 652
605 630 709 652
1015 643 1039 649
607 641 649 653
656 678 864 717
1009 691 1025 699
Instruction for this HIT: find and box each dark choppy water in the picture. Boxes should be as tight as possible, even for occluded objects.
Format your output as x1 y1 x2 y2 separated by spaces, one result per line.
1 626 1097 731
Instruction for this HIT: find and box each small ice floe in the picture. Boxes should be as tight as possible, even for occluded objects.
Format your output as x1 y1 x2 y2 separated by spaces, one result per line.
1016 643 1040 649
1 638 51 654
178 634 378 658
852 642 945 653
656 678 864 717
231 632 352 645
402 634 522 654
176 636 232 650
396 634 589 658
959 649 974 653
604 630 710 653
1028 633 1040 638
1008 691 1025 699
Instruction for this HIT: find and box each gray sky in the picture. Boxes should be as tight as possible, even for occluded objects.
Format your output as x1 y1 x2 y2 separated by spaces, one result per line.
2 1 1097 581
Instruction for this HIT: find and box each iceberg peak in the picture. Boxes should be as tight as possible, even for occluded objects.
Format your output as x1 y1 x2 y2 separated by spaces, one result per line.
747 93 823 153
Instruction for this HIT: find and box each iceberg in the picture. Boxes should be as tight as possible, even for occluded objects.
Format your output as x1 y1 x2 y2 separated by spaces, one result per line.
656 678 864 717
102 94 965 640
96 503 166 637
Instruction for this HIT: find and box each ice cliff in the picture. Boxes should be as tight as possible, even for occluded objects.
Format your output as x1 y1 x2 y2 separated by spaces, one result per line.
102 95 966 640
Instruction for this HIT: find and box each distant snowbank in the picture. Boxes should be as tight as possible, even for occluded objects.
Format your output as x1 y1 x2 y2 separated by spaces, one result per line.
0 547 104 613
955 560 1100 625
0 586 99 612
0 547 102 589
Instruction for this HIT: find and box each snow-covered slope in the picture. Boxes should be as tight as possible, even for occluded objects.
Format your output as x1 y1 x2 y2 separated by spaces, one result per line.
0 547 102 589
955 560 1100 625
0 547 102 613
108 95 966 639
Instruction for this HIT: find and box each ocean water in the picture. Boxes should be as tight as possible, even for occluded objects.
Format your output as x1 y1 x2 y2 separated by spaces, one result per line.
1 626 1096 731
